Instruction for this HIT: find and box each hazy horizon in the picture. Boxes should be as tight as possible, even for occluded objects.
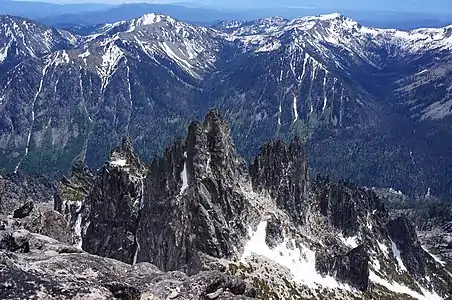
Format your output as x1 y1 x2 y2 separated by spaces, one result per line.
8 0 452 15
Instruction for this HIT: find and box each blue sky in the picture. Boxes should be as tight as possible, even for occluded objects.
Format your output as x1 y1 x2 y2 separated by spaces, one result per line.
201 0 450 13
14 0 452 14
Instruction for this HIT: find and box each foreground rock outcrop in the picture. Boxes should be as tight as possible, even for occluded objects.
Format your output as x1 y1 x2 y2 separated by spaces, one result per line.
0 225 256 300
2 109 451 299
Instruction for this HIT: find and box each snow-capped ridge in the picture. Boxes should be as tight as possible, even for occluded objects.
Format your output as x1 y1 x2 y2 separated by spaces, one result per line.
133 13 175 26
225 11 452 54
0 15 77 66
299 12 347 22
93 13 183 36
126 13 177 32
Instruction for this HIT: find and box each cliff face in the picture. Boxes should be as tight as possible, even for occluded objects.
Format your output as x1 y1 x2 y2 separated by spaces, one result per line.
135 110 254 274
250 138 308 224
11 109 449 300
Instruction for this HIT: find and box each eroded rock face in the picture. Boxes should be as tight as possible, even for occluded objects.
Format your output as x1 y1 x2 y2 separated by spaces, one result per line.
311 176 387 236
82 137 147 264
335 245 370 291
250 138 308 223
391 199 452 267
387 216 427 279
71 110 253 274
137 109 252 273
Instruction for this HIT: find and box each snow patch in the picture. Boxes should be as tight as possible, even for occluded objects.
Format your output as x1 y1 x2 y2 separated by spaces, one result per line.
391 240 407 272
366 213 373 230
370 257 381 271
135 13 164 26
317 12 343 21
341 235 359 248
256 40 281 52
161 41 200 78
377 241 389 257
300 52 309 82
389 188 404 195
242 221 352 290
99 41 124 92
292 95 299 123
322 75 328 111
422 246 446 266
78 50 90 58
370 271 442 300
110 159 127 167
54 50 70 66
102 43 123 70
179 152 188 195
73 202 83 249
0 40 11 63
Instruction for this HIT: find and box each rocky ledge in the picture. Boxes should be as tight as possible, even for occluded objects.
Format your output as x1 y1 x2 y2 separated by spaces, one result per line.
0 223 256 300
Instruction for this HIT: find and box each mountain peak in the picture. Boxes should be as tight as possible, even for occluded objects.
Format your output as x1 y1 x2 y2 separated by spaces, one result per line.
108 136 143 172
313 12 345 20
132 13 176 27
288 12 353 28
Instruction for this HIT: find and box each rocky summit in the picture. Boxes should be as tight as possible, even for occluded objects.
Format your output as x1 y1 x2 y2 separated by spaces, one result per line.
1 109 451 300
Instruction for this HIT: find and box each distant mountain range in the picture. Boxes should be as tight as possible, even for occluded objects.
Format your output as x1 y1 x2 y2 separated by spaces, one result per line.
1 1 452 30
0 12 452 201
0 0 112 19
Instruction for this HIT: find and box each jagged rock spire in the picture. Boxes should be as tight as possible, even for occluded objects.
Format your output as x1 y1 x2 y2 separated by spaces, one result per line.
135 108 250 274
250 138 308 223
80 135 148 264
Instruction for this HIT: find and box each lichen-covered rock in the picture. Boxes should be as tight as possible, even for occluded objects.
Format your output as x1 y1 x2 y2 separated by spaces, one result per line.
0 229 30 253
22 203 73 244
0 229 256 300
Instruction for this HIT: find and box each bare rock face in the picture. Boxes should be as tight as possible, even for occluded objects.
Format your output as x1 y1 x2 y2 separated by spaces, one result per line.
391 199 452 268
334 245 370 291
0 228 256 300
0 173 58 216
387 216 427 279
135 109 252 274
250 138 308 223
81 137 148 264
75 110 253 274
